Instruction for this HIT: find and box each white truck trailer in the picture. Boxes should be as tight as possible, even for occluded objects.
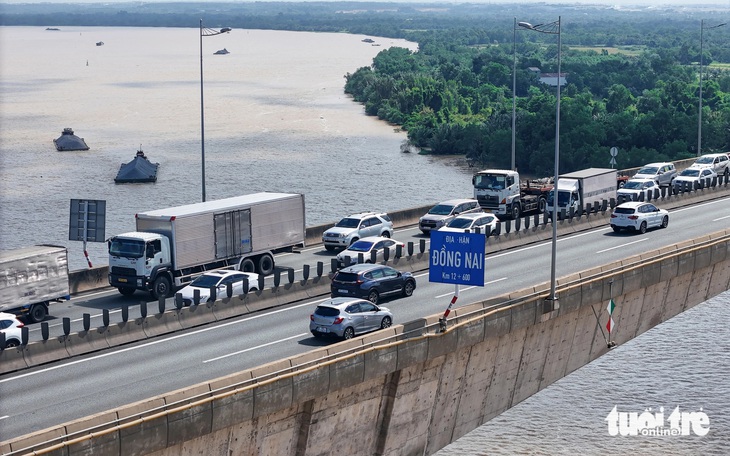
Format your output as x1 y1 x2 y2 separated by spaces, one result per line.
107 192 306 299
0 245 70 323
546 168 617 217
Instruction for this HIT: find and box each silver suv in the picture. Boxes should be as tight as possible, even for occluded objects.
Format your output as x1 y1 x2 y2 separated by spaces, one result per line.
632 162 677 187
322 212 393 251
419 198 481 234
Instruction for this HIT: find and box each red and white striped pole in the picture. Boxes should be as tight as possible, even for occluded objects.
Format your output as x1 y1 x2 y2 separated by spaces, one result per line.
439 284 459 332
83 240 93 268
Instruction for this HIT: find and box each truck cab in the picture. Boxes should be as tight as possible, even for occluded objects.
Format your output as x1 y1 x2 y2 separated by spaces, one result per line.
108 232 172 298
546 179 580 216
472 169 519 217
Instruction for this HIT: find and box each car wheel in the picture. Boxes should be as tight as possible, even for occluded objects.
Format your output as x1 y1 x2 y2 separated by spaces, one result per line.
4 339 20 348
380 316 392 329
639 221 647 234
349 237 359 246
367 290 379 304
343 327 355 340
611 225 621 233
324 245 336 252
312 332 323 339
381 231 391 238
661 216 669 228
402 280 415 297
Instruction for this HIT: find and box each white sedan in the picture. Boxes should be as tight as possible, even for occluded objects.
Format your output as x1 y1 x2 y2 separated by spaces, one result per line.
336 236 405 268
439 212 499 234
0 312 25 348
610 202 669 234
178 270 260 305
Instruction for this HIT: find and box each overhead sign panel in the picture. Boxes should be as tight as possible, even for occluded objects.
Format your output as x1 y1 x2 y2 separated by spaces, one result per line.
69 199 106 242
429 230 485 286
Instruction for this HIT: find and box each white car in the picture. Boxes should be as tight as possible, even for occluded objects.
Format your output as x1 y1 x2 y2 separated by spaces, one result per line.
616 178 659 203
336 236 405 268
322 212 393 251
0 312 25 348
179 270 260 305
610 202 669 234
692 153 729 177
438 212 499 234
672 166 718 191
418 198 480 234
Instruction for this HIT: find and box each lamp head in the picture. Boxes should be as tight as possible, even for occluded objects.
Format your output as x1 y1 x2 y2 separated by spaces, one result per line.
220 27 232 33
518 22 534 29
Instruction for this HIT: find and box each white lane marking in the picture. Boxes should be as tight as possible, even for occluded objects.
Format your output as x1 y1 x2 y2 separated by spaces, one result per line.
0 297 330 384
713 214 730 222
204 333 308 363
434 277 507 298
596 238 648 254
0 416 9 421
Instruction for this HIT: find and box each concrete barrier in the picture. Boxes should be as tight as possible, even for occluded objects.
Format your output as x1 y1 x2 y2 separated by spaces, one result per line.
18 337 70 371
177 302 217 329
65 327 111 358
103 319 148 348
142 310 184 338
0 346 28 374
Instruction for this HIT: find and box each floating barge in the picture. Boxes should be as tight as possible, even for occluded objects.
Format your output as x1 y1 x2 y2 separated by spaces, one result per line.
53 128 89 151
114 148 159 183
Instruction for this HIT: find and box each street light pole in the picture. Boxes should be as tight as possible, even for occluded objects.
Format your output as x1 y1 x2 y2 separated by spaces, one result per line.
518 17 561 310
697 19 726 157
512 17 517 172
200 20 231 202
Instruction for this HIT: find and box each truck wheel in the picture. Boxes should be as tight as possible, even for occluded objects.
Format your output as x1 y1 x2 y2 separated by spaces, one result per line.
28 304 48 323
258 254 275 276
152 276 171 299
538 197 547 213
240 258 256 273
118 287 135 297
511 203 521 220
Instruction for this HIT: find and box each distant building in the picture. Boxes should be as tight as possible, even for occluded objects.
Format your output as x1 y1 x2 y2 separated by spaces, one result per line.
538 72 568 87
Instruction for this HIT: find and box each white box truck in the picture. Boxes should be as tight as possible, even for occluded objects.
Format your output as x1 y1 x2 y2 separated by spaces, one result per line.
546 168 617 217
107 192 306 299
0 245 70 323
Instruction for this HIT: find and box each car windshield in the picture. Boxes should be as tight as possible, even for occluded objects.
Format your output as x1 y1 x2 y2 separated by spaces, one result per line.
623 181 644 189
428 204 455 215
447 217 474 229
636 167 658 175
109 239 145 258
680 169 700 177
348 240 374 252
695 157 713 164
190 274 223 288
314 306 340 317
335 218 360 228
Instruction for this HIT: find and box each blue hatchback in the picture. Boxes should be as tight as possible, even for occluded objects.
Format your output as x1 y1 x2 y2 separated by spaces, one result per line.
330 263 416 305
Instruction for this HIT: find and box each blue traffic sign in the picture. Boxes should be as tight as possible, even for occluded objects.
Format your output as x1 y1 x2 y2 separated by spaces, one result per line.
429 230 485 286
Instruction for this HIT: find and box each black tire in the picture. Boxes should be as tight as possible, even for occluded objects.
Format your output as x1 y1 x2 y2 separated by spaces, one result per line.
152 275 171 299
381 231 391 238
639 221 647 234
312 332 323 339
538 197 547 214
402 280 415 297
367 289 379 304
118 287 135 297
661 216 669 228
511 203 521 220
343 327 355 340
258 254 275 276
349 237 359 246
380 316 392 329
611 226 621 233
324 245 336 252
4 339 20 348
618 180 626 189
28 304 47 323
240 258 256 273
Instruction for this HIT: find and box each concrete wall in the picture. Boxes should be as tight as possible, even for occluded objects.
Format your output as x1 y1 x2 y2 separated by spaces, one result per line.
5 230 729 456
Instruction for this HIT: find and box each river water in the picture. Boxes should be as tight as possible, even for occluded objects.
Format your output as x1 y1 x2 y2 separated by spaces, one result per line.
0 26 473 271
2 27 729 453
